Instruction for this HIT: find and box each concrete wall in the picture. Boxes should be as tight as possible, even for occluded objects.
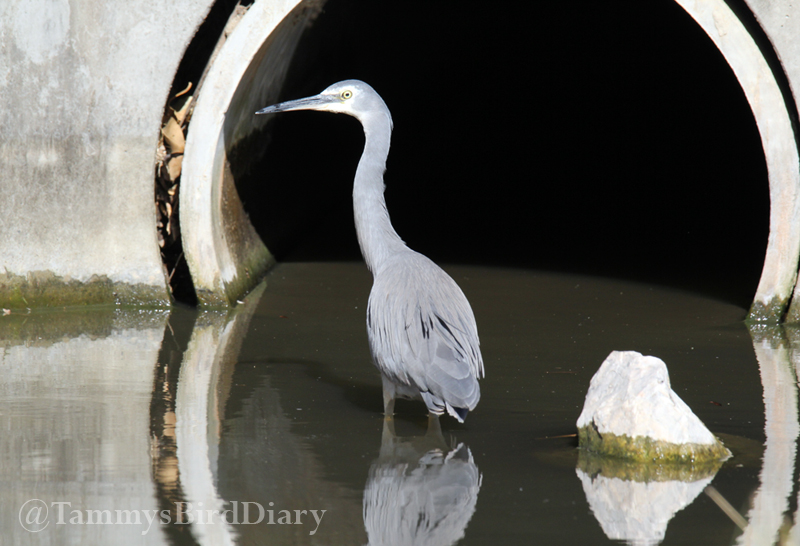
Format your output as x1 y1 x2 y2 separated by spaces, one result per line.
0 0 216 307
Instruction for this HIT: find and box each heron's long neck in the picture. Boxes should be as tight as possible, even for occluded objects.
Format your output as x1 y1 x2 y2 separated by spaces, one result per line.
353 112 407 273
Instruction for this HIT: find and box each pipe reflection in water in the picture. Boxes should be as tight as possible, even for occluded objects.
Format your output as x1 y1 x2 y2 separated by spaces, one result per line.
153 279 367 544
155 283 265 546
0 308 169 544
736 325 800 545
363 418 482 546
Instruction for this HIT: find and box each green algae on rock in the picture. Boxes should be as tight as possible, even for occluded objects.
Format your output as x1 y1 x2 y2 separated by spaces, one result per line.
578 423 731 466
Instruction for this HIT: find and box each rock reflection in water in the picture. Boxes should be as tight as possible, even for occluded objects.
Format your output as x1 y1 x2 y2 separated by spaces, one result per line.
363 418 481 546
576 453 721 546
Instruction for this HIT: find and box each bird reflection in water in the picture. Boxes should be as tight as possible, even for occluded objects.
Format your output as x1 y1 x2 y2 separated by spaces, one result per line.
362 417 482 546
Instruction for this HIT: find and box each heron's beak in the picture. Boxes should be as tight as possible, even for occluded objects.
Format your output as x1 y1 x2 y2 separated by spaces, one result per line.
255 94 336 115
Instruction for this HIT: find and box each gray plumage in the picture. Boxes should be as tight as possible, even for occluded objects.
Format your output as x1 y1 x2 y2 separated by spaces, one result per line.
256 80 484 422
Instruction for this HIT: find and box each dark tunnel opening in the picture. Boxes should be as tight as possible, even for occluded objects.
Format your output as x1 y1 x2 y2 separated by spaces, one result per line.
232 0 769 309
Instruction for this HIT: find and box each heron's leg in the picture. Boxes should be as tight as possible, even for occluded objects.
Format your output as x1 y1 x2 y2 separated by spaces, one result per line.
381 414 397 446
426 413 442 438
381 375 396 417
383 395 395 417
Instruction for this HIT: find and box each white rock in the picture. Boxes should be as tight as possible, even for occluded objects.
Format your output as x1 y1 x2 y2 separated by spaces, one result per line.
577 351 718 446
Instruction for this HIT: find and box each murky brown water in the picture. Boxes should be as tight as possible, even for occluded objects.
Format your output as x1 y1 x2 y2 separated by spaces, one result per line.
2 261 793 545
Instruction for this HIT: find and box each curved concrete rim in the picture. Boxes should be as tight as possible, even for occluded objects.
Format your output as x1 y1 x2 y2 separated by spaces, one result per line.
180 0 800 317
180 0 316 306
674 0 800 322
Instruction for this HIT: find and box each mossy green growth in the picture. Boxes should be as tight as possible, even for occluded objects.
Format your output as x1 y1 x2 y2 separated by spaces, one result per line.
578 424 731 465
0 270 170 308
577 449 723 483
193 246 274 308
748 296 788 324
782 298 800 324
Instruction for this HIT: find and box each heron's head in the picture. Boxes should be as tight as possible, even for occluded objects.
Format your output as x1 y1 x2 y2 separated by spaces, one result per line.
256 79 390 124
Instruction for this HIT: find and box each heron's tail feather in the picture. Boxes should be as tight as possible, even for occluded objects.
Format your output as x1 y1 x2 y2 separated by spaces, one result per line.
447 405 469 423
420 391 470 423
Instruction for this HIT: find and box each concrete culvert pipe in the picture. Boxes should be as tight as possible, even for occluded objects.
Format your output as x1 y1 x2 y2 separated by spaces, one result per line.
174 0 800 316
179 0 323 306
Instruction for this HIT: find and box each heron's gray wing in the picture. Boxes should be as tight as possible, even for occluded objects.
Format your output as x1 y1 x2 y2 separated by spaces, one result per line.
404 285 482 412
368 253 483 413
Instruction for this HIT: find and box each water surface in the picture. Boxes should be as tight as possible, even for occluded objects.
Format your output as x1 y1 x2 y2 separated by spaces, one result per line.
2 262 791 545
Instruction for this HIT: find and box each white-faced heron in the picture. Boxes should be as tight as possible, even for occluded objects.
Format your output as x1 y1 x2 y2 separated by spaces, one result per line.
256 80 484 422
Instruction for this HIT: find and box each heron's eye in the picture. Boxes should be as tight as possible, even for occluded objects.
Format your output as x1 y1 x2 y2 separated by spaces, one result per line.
341 90 353 100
